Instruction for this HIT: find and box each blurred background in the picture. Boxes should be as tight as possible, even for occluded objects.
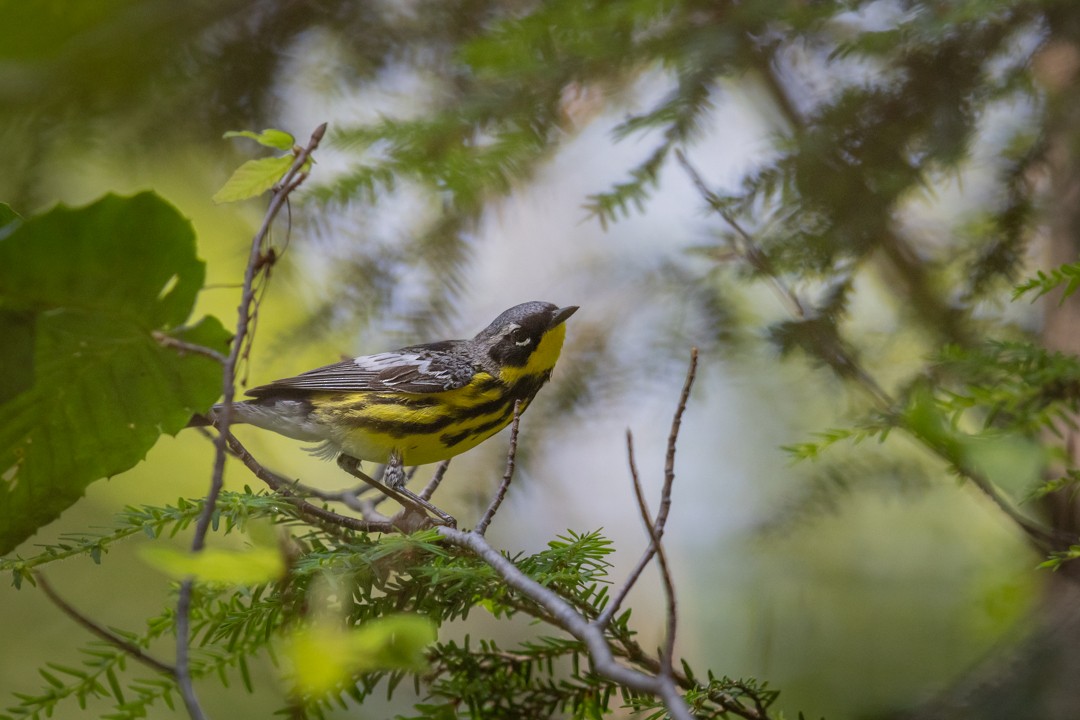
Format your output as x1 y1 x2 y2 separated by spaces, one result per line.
3 1 1074 718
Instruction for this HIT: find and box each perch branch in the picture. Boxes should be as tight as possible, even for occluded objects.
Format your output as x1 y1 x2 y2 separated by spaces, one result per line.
436 526 694 720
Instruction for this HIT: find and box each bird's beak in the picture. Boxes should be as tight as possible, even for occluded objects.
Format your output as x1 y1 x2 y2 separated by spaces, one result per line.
551 305 579 327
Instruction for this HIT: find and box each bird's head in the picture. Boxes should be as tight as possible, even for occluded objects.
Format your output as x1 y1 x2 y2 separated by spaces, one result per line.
475 301 578 381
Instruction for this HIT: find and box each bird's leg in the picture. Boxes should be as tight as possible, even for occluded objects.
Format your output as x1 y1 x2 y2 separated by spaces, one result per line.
336 454 457 528
382 453 407 490
350 463 421 508
383 452 458 528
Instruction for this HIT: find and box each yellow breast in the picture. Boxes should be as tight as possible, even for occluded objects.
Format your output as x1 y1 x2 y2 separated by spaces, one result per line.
311 322 568 466
313 372 514 465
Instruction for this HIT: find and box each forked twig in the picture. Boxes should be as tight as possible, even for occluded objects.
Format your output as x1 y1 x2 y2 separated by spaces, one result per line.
597 349 698 629
297 482 388 518
674 149 806 319
176 122 327 720
475 400 523 535
436 526 694 720
626 431 679 684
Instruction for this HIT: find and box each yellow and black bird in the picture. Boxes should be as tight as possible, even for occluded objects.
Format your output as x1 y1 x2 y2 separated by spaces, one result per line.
193 301 577 524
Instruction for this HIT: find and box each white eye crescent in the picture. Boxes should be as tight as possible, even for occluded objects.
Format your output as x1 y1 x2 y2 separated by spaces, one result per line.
510 328 532 346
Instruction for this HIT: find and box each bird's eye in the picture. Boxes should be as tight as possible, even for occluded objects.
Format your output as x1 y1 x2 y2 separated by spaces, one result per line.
510 328 531 347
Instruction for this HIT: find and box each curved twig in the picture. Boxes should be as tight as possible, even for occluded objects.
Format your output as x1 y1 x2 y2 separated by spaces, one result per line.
177 122 327 720
475 400 523 535
597 349 698 629
625 431 679 686
36 572 176 677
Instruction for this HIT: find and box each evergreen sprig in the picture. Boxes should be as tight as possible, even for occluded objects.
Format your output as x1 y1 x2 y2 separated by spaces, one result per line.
935 341 1080 434
6 489 775 719
1 501 205 589
1014 263 1080 303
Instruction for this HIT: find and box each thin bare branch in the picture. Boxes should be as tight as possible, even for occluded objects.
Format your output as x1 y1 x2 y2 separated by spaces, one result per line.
674 149 806 319
475 401 522 535
36 572 176 677
152 331 227 364
177 122 327 720
419 460 452 501
625 432 679 684
343 464 421 511
677 143 1066 552
660 347 696 536
436 526 694 720
596 437 650 629
296 482 389 518
680 149 893 411
598 350 698 629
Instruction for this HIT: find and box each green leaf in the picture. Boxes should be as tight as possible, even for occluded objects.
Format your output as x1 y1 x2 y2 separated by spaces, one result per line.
212 155 295 204
0 308 33 405
223 129 296 151
0 193 229 555
286 615 436 694
140 544 285 584
0 202 21 231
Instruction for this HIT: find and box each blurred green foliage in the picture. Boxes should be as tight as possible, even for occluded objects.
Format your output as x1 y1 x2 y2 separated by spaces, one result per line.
7 0 1080 718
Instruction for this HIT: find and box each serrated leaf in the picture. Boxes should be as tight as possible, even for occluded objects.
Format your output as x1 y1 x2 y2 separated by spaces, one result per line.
213 155 295 204
0 193 230 555
0 202 21 232
223 129 296 151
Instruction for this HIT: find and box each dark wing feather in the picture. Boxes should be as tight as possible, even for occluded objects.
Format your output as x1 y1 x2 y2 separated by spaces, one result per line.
245 341 479 397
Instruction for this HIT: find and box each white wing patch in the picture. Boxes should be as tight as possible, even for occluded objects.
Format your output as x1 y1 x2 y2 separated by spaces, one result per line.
245 343 478 396
352 352 415 371
356 352 466 389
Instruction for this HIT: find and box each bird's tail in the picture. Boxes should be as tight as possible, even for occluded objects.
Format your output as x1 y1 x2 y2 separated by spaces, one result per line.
187 412 214 428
